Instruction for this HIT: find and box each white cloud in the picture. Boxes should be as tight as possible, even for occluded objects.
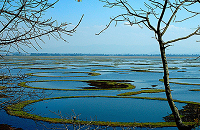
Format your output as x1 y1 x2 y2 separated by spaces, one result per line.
167 25 188 32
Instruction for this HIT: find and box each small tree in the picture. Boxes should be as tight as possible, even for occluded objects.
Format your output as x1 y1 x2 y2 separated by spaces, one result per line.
97 0 200 130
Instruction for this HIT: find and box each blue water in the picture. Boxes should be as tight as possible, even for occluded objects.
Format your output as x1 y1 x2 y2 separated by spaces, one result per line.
170 78 200 84
26 97 185 123
1 56 200 130
28 81 90 89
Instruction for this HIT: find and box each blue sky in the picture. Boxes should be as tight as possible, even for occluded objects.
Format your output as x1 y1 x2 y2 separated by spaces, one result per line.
27 0 200 54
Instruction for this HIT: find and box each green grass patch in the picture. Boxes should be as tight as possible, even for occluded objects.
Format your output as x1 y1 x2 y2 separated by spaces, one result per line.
117 89 165 96
0 86 6 90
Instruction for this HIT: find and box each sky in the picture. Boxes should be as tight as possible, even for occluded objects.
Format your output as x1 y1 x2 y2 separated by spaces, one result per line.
24 0 200 54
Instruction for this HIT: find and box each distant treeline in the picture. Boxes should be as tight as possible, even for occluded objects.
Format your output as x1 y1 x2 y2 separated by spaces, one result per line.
2 53 200 57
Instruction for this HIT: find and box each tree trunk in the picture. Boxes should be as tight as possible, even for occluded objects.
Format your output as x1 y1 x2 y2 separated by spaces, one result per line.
159 41 193 130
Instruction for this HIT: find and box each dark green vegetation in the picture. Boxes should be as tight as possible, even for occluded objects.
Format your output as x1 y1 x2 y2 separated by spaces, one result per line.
117 89 165 96
189 89 200 91
164 104 200 123
0 76 10 80
0 124 22 130
0 86 6 90
88 72 101 76
5 96 198 128
82 80 135 89
18 80 135 91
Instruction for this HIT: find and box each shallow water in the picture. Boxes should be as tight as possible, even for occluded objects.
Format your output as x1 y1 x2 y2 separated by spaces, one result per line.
1 56 200 130
26 97 185 123
28 81 90 89
170 78 200 84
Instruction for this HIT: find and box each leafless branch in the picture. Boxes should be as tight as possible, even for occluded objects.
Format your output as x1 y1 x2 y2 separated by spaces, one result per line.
161 1 185 36
0 0 84 53
164 27 200 44
96 14 135 35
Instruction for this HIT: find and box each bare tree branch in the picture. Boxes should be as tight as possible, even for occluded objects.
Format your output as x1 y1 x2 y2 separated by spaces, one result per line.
161 1 185 36
0 0 84 53
96 14 136 35
157 0 168 33
164 27 200 44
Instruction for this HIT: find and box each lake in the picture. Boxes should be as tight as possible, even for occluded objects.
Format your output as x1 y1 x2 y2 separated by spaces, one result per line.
1 55 200 130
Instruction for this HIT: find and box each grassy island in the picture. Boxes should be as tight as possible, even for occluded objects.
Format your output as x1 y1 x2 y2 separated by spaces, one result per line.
117 89 165 96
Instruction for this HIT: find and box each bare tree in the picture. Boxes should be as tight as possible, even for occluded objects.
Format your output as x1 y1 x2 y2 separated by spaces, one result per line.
97 0 200 130
0 0 83 108
0 0 84 53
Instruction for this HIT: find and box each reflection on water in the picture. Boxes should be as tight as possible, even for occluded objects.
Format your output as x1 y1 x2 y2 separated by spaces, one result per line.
29 81 89 89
